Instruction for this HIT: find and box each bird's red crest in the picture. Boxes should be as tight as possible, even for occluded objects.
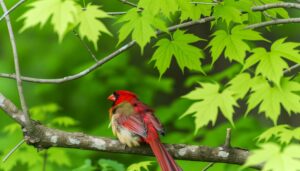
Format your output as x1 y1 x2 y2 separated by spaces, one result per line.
108 90 138 106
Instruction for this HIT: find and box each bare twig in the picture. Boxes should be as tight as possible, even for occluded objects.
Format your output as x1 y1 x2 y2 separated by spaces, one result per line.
223 128 232 149
283 64 300 75
2 139 25 162
73 30 98 62
251 0 277 20
0 0 31 127
245 18 300 29
107 11 127 15
190 2 217 5
201 162 215 171
0 0 26 22
0 16 215 84
42 150 48 171
119 0 137 7
252 2 300 11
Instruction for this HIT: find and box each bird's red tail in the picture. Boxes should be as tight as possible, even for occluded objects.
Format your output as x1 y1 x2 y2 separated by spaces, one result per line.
148 139 182 171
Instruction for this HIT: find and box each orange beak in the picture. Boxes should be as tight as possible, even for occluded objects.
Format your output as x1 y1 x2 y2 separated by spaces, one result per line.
107 94 116 101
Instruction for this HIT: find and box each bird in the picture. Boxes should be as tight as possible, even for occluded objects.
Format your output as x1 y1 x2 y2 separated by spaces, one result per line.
107 90 182 171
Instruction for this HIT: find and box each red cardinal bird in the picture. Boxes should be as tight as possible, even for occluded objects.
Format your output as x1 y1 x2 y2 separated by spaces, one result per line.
108 90 182 171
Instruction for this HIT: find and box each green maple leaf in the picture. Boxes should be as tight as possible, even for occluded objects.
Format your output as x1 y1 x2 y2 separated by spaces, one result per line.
178 0 213 21
257 125 290 142
127 161 153 171
244 38 300 85
182 83 238 131
75 4 112 50
150 30 204 76
247 77 300 124
138 0 178 18
227 73 253 99
244 143 300 171
117 9 167 53
257 125 300 144
19 0 77 41
208 25 266 64
213 0 242 26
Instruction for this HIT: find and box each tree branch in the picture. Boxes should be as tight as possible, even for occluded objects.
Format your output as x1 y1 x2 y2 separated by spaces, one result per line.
245 17 300 29
0 92 261 169
0 0 31 128
0 16 215 84
119 0 137 7
252 2 300 11
0 0 26 22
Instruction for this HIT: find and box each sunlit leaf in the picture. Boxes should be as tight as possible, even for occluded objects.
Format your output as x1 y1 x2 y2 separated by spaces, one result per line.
19 0 77 41
151 30 204 77
247 77 300 124
244 38 300 85
75 4 112 50
208 25 266 64
244 143 300 171
182 82 238 131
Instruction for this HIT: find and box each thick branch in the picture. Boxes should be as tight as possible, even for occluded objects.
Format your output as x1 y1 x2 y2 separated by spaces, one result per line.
0 92 261 169
0 16 215 84
252 2 300 11
0 0 31 127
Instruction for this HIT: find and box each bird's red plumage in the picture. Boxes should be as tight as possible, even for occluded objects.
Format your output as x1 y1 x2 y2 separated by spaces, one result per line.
108 90 182 171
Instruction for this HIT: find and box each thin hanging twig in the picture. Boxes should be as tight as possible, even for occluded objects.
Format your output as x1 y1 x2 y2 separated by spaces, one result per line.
73 30 98 62
2 139 25 162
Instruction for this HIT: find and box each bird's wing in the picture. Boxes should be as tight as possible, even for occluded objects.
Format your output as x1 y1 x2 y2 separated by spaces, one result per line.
144 111 165 135
113 102 147 137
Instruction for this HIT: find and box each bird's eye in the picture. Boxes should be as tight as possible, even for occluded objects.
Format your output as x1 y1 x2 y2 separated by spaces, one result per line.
113 92 119 99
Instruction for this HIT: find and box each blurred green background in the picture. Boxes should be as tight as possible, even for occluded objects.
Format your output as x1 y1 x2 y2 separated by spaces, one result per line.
0 0 300 171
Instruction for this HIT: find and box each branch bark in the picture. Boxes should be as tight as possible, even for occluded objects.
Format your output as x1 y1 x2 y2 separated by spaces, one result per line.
0 92 261 170
252 2 300 11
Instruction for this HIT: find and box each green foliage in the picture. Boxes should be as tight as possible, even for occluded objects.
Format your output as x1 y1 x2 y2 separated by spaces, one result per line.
227 73 252 99
243 143 300 171
257 125 300 144
75 3 112 49
1 0 300 170
98 159 125 171
19 0 77 41
208 25 266 64
178 0 213 21
19 0 111 47
72 159 96 171
127 161 153 171
151 30 204 76
244 38 300 85
182 82 238 131
247 77 300 124
50 116 79 127
117 9 167 52
213 0 243 26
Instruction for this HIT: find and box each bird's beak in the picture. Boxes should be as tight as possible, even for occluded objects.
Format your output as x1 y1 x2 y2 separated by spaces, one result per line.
107 94 116 101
